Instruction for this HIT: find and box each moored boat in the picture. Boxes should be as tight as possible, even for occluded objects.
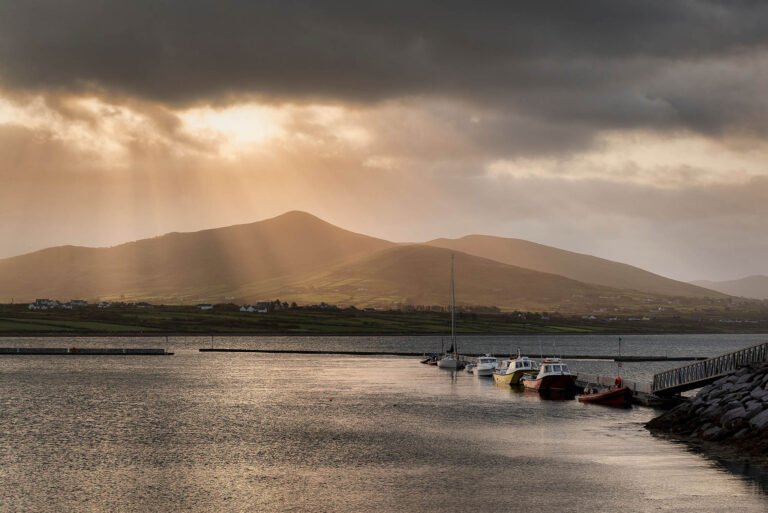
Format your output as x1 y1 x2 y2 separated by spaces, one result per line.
577 386 632 408
522 358 576 396
493 354 538 385
420 354 439 364
436 255 465 370
437 354 464 369
474 355 498 376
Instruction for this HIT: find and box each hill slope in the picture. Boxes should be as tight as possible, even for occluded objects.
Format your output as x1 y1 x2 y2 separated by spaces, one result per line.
427 235 722 298
266 244 634 311
0 211 394 302
691 275 768 300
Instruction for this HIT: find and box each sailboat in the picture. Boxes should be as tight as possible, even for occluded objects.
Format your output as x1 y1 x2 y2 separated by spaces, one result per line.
437 255 465 370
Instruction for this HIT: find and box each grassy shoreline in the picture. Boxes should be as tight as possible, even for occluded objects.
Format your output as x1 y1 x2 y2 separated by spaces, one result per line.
1 304 767 336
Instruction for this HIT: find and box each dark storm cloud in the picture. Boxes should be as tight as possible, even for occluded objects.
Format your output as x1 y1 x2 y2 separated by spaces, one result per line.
2 0 768 139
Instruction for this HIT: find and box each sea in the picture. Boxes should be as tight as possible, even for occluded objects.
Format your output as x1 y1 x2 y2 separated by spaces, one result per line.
1 334 767 512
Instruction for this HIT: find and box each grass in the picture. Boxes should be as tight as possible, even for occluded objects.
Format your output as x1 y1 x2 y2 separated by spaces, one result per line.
0 304 765 336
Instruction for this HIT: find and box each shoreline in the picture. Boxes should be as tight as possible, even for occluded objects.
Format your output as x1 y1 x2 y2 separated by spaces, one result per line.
646 363 768 462
2 330 767 338
649 430 768 469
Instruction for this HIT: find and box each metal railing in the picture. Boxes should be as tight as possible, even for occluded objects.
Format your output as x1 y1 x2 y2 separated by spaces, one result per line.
652 342 768 394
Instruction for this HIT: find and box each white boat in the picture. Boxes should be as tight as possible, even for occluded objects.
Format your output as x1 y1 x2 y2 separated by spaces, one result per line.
437 354 463 369
474 355 498 376
437 255 464 370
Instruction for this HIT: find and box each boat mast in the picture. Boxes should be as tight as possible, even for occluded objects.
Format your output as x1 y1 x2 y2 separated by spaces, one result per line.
451 254 456 357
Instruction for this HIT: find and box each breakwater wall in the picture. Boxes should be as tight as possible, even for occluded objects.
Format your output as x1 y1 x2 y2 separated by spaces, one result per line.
646 363 768 455
198 348 702 361
0 347 173 355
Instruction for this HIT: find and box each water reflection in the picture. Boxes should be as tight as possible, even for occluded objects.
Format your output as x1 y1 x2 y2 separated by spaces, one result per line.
0 345 765 512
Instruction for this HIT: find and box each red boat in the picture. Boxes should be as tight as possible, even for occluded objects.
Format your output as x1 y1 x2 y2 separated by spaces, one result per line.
522 358 577 396
578 386 632 408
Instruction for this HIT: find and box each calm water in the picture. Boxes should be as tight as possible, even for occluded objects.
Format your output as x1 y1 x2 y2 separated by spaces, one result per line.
1 335 767 512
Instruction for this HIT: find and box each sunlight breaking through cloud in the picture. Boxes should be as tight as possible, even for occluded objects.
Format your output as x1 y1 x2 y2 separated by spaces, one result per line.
487 131 768 188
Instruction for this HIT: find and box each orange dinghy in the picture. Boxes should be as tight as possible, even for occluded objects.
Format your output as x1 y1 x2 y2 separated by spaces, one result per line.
577 386 632 408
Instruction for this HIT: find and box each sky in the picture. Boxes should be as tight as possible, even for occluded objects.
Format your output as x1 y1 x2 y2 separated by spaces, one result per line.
1 1 767 282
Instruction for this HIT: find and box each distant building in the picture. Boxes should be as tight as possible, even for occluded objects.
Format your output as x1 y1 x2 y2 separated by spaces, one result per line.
28 299 60 310
240 302 269 313
69 300 88 307
97 301 112 309
198 304 214 311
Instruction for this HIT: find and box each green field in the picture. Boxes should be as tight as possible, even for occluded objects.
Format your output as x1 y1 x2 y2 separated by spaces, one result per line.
0 304 766 336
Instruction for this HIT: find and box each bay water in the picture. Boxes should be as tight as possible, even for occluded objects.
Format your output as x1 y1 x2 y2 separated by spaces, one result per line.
1 334 766 512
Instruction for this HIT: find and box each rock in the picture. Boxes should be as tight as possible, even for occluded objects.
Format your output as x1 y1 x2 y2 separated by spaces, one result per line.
732 382 752 392
737 367 750 377
723 400 743 411
749 409 768 431
712 377 727 386
709 387 727 399
701 425 726 441
733 427 751 439
670 401 692 415
694 422 714 436
744 401 764 419
737 373 754 384
702 403 723 420
749 388 768 401
721 406 748 429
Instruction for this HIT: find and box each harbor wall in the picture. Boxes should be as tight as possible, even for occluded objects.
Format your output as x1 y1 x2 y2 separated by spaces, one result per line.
646 363 768 457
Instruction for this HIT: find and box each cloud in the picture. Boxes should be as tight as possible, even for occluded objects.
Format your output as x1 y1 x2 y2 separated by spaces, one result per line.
2 1 768 141
2 2 768 280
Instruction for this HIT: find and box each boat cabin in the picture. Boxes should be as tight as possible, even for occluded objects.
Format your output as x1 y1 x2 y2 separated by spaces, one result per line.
539 358 572 375
512 356 538 371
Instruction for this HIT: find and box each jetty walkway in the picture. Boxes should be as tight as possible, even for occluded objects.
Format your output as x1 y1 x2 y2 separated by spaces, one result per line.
651 341 768 396
577 341 768 405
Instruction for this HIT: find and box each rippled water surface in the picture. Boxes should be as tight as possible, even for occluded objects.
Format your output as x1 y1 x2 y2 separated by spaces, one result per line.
1 335 767 512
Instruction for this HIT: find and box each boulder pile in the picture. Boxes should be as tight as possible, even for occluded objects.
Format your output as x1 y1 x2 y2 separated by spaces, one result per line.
646 362 768 456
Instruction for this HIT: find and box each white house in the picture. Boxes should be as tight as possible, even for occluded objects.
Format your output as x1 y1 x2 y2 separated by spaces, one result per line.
198 304 214 311
28 299 60 310
240 304 269 313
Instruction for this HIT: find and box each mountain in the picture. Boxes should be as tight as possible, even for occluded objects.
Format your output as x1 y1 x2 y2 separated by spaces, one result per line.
261 244 642 311
0 211 729 309
0 211 393 302
427 235 723 298
691 276 768 300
